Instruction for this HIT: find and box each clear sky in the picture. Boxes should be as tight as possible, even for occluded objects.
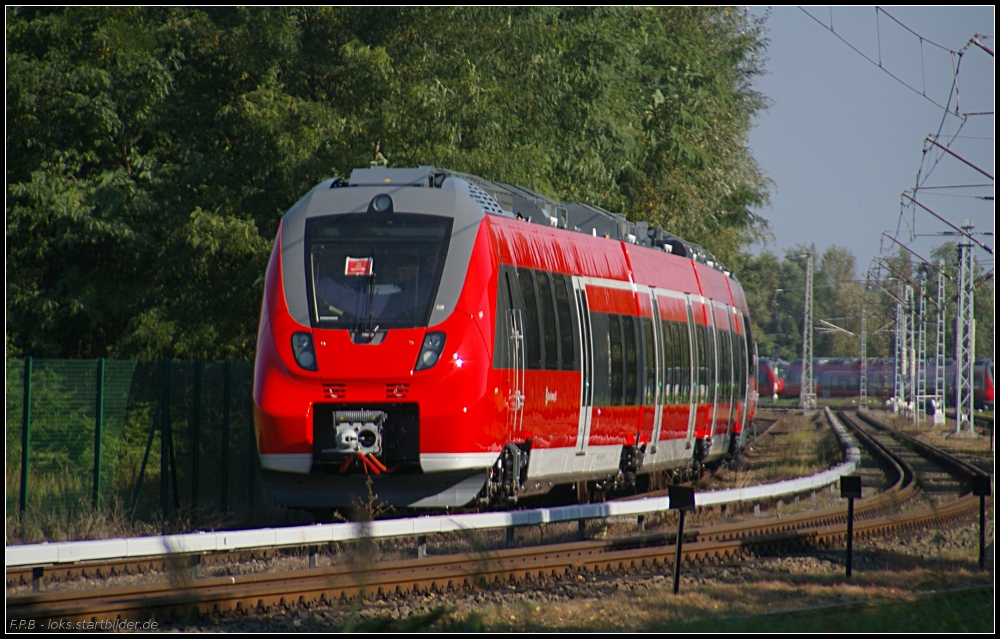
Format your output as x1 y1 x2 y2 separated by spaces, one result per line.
747 6 994 277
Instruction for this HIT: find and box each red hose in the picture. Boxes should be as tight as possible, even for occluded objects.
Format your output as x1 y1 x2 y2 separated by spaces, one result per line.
357 452 381 475
368 455 388 472
338 456 354 474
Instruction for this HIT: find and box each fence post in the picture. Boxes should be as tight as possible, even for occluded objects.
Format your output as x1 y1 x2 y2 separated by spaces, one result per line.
93 358 105 509
247 428 256 510
191 360 202 515
20 356 33 515
130 397 163 522
222 360 231 515
161 358 170 520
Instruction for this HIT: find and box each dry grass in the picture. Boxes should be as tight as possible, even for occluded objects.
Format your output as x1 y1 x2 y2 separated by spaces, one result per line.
712 411 841 487
435 562 993 632
5 496 163 545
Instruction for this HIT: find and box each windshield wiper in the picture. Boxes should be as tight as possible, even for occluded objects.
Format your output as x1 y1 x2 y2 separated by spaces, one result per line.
359 270 380 341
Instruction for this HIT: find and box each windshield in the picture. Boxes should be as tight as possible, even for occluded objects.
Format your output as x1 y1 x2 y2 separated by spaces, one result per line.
305 213 453 330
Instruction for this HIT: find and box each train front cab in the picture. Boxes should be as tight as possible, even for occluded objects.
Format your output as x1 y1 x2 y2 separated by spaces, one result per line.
975 359 994 411
253 172 506 510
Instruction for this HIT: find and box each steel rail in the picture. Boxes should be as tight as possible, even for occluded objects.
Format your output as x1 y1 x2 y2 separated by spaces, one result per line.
8 493 981 625
0 410 878 591
13 409 981 625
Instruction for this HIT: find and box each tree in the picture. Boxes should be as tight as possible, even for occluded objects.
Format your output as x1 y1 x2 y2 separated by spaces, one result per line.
7 7 773 360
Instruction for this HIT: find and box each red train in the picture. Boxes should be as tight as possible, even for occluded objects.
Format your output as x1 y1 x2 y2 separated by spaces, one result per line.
252 166 757 510
781 357 994 410
757 357 787 398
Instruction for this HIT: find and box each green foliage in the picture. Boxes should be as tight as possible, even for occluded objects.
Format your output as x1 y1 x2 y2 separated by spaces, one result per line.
6 357 279 541
738 245 870 361
8 7 772 359
736 240 993 363
374 7 772 265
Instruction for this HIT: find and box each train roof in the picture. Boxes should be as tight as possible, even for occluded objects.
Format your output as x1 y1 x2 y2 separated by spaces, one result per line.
341 165 732 278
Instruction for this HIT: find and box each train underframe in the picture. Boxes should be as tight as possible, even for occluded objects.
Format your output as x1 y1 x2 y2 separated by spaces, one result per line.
295 406 748 513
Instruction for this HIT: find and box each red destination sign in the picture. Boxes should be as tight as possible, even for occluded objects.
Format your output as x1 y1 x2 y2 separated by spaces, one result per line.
345 257 373 276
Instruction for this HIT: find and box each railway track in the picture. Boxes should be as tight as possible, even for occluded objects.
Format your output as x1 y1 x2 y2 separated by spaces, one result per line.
7 409 989 626
6 415 787 592
844 411 974 505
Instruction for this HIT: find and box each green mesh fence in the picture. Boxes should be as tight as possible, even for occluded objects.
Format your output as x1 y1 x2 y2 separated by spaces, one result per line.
6 358 270 530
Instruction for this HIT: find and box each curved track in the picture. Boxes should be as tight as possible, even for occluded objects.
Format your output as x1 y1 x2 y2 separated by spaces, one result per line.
7 409 990 625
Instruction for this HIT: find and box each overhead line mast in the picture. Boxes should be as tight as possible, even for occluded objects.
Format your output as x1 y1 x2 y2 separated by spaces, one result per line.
954 220 977 433
800 252 816 411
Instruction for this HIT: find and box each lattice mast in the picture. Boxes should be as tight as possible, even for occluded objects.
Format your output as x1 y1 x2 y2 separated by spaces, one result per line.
893 281 905 414
904 284 916 421
917 275 928 426
859 309 868 411
800 252 816 411
954 221 976 433
934 262 946 425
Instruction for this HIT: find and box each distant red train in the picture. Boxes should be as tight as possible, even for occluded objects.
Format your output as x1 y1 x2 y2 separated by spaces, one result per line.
781 357 994 410
252 166 758 510
757 357 787 398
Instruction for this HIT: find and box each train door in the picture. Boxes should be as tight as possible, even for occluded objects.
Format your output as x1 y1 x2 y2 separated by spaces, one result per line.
573 277 594 454
716 302 736 445
683 296 699 450
648 290 665 454
707 303 720 446
496 265 525 439
633 289 659 455
687 295 718 458
734 311 749 446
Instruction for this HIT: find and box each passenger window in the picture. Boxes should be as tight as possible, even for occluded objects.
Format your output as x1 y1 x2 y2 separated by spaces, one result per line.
591 313 611 406
660 320 672 405
680 322 691 399
518 269 542 370
717 328 726 402
493 267 514 369
553 274 578 371
676 322 686 404
724 329 733 402
643 318 656 405
706 325 716 400
735 329 744 398
734 329 742 397
697 325 709 402
623 316 638 406
609 315 624 406
535 270 558 370
672 322 682 404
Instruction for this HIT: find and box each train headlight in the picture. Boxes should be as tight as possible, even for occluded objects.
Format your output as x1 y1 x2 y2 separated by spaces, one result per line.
414 331 446 371
291 332 318 371
368 194 394 214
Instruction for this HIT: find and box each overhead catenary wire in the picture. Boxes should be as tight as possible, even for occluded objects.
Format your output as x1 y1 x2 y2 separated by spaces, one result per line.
901 193 994 255
854 8 997 280
799 6 970 116
878 7 956 53
802 6 992 255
